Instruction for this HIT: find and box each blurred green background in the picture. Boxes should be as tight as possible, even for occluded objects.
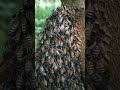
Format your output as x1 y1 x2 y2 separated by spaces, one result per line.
0 0 22 57
35 0 61 49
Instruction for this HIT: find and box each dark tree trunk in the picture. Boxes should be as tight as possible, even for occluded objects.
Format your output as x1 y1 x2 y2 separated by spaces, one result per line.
85 0 112 90
105 0 120 89
61 0 85 78
86 0 120 90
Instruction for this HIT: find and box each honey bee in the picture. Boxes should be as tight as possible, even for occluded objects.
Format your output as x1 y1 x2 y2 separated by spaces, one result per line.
47 56 51 60
71 62 74 67
54 65 58 71
22 24 26 34
91 44 102 59
41 46 45 52
86 61 94 75
43 35 46 40
64 60 68 65
16 49 23 61
61 76 65 82
58 57 63 64
51 57 55 64
25 62 32 72
71 51 74 58
96 60 105 73
67 55 71 62
43 79 47 86
15 31 21 43
16 76 23 88
56 50 60 56
45 51 49 57
26 35 32 41
75 50 80 58
63 48 67 54
9 21 18 35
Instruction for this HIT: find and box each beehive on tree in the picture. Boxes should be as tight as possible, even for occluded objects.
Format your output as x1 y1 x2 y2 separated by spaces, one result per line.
35 6 85 90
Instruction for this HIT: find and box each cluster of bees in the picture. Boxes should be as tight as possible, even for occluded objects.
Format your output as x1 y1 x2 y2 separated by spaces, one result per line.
35 7 84 90
0 0 35 89
86 0 111 89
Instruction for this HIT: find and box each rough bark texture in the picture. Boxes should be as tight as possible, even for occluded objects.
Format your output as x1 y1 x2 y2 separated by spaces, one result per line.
61 0 84 9
75 8 85 78
85 0 111 89
105 0 120 90
86 0 120 89
61 0 85 78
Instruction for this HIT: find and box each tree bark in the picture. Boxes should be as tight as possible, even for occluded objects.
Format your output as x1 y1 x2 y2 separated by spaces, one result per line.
61 0 85 79
61 0 84 9
105 0 120 89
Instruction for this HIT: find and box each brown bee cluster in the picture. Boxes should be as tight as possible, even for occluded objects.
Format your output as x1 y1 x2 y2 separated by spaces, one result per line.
86 0 111 90
35 7 84 90
0 0 35 89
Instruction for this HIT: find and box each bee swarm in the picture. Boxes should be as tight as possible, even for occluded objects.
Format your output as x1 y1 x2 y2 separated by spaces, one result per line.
35 7 84 90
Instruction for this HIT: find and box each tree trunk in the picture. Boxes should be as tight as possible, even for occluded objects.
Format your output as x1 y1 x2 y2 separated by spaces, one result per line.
61 0 84 9
85 0 120 90
61 0 85 78
105 0 120 89
85 0 112 90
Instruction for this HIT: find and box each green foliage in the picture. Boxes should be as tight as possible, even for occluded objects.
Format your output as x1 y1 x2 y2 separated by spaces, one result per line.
35 0 61 49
